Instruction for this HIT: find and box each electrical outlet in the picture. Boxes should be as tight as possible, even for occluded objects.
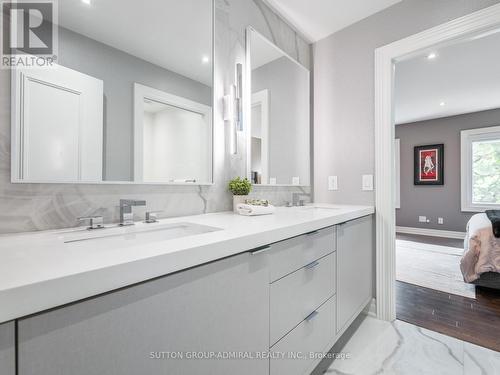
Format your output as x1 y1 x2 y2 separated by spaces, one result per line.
292 177 300 185
328 176 338 191
362 174 374 191
438 217 444 225
269 177 277 185
419 216 427 223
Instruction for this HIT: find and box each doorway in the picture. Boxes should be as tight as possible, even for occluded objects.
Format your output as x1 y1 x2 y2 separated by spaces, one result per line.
374 3 500 322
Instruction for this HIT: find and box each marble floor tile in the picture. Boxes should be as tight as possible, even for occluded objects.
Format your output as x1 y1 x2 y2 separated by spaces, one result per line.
325 316 500 375
326 317 463 375
396 239 476 298
464 341 500 375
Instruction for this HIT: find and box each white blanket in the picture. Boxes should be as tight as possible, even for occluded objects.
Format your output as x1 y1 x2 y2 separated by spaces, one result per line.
464 213 492 251
237 204 275 216
460 213 500 282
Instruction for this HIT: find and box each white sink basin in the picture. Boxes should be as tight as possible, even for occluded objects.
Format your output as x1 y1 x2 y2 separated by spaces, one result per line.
61 222 221 244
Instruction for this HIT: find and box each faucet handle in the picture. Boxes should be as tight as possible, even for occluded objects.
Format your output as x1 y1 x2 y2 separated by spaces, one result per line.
145 211 163 223
78 215 104 230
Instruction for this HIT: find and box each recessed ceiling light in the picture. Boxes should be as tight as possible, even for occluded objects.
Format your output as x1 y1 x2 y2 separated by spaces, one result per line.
427 52 437 60
81 0 91 4
201 55 210 64
439 102 446 107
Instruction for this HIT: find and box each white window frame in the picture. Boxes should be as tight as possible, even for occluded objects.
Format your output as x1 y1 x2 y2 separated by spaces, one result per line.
394 138 401 209
461 125 500 212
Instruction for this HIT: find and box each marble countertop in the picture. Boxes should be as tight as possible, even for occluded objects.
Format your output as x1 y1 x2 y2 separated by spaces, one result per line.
0 204 374 323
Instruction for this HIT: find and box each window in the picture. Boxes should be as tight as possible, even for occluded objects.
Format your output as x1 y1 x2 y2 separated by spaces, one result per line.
461 126 500 212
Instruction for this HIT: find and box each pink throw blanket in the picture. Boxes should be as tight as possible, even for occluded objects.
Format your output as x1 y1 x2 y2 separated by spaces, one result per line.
460 213 500 283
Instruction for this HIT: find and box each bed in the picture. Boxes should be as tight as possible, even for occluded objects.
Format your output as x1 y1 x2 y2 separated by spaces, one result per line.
461 213 500 289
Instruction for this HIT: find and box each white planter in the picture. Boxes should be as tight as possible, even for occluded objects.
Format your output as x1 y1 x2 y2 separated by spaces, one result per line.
233 195 249 213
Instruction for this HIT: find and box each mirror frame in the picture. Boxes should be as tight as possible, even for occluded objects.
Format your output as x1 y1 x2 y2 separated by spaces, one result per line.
10 1 215 186
244 26 311 187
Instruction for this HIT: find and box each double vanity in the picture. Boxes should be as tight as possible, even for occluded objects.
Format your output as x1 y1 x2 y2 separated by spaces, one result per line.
0 0 382 372
1 3 372 373
0 204 373 375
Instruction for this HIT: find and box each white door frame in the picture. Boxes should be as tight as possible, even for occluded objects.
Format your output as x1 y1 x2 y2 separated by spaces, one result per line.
251 89 269 184
374 3 500 321
133 83 213 183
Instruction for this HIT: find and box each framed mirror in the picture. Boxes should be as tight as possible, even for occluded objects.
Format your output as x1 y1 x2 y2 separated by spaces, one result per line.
11 0 213 185
246 27 310 186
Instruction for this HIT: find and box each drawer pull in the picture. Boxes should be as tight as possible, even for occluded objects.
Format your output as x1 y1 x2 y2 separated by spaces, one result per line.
305 310 319 322
250 245 271 255
304 260 320 269
305 230 320 236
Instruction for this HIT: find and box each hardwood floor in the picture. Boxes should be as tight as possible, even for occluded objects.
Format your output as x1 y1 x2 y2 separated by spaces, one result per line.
396 280 500 352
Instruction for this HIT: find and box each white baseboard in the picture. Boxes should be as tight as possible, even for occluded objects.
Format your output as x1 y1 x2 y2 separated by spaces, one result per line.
396 226 466 240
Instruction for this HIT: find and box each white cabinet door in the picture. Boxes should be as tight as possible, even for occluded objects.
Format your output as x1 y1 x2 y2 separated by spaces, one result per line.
18 252 270 375
337 215 374 334
12 64 103 182
0 322 15 375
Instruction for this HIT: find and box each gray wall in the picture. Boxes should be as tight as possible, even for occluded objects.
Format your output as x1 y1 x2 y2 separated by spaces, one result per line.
0 0 311 234
58 27 212 181
252 56 310 185
396 109 500 232
313 0 500 205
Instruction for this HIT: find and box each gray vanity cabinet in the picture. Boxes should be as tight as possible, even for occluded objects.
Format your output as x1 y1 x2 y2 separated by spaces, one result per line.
17 251 270 375
336 215 373 334
0 322 15 375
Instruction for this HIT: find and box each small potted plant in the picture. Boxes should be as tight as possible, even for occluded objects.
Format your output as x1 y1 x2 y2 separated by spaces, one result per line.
228 177 252 212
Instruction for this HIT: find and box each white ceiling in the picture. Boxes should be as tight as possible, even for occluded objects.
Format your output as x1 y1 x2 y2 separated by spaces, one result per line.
264 0 401 42
58 0 212 86
395 30 500 124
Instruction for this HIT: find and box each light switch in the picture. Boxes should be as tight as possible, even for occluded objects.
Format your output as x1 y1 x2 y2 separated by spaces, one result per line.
269 177 277 185
362 174 373 191
292 176 300 185
328 176 338 191
438 217 444 225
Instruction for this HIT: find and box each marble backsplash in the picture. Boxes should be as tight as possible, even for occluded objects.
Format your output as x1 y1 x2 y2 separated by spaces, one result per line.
0 0 311 234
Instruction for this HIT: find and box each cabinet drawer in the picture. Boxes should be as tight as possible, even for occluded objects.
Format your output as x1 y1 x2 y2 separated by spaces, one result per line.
269 226 335 282
270 252 336 345
270 296 336 375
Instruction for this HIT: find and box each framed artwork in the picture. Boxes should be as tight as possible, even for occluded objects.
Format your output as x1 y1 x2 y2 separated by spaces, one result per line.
414 144 444 185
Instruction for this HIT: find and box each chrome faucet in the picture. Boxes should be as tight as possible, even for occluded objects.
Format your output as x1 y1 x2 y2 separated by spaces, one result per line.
119 199 146 226
292 192 310 206
78 215 104 230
